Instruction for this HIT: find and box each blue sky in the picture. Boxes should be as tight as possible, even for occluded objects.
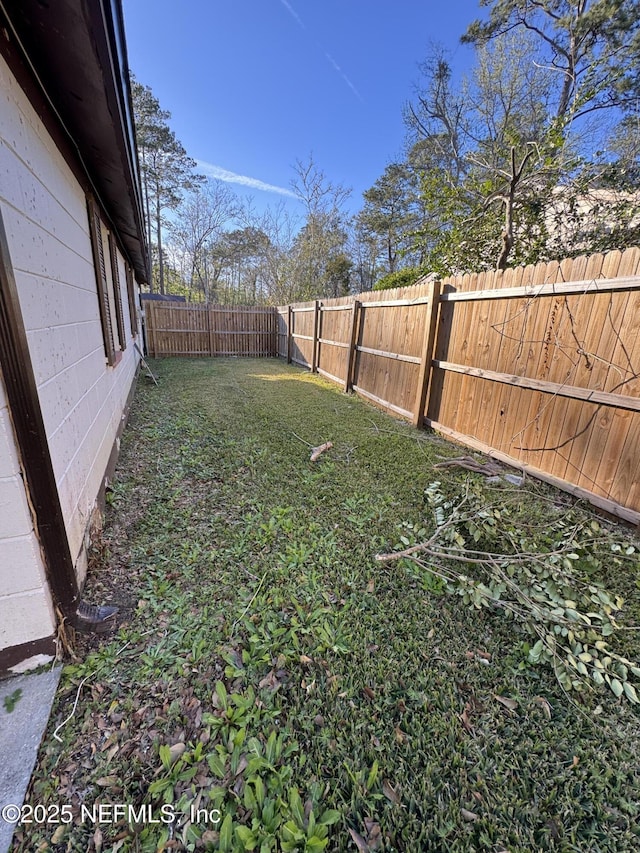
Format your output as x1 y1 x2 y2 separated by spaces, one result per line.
122 1 483 216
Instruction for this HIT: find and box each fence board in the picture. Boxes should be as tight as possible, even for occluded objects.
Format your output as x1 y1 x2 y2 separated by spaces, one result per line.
144 302 276 358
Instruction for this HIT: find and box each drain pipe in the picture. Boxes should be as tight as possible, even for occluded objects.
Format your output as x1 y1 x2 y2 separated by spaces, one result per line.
0 208 116 634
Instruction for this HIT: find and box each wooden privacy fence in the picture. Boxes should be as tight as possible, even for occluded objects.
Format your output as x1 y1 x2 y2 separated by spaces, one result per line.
144 301 277 358
278 247 640 524
277 282 440 426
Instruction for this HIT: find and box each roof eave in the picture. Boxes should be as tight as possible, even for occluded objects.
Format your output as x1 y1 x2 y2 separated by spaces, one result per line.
0 0 150 283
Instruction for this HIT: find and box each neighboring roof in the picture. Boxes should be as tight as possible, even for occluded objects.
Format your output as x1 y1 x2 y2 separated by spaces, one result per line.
0 0 149 284
140 293 187 302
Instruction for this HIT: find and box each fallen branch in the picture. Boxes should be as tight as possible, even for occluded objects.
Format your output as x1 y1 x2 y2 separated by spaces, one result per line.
310 441 333 462
381 480 640 705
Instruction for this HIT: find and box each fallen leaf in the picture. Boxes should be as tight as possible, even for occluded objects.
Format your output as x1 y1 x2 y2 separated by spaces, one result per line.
93 827 103 853
364 818 383 850
348 827 370 852
571 755 580 768
258 670 281 691
299 654 313 665
105 744 120 764
394 725 408 744
367 579 375 593
169 742 186 765
96 775 119 787
461 808 478 822
494 695 518 712
532 695 552 719
382 779 401 805
475 649 491 660
234 754 248 777
362 686 375 701
50 825 67 844
459 703 474 734
314 714 325 727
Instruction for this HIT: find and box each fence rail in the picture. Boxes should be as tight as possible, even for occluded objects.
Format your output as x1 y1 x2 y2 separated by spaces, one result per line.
277 247 640 524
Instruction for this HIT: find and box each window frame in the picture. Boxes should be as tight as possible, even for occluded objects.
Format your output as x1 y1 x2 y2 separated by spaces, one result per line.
86 196 117 366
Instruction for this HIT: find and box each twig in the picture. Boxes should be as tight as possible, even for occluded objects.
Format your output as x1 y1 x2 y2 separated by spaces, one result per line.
230 572 268 638
53 676 91 742
376 497 468 562
291 431 314 447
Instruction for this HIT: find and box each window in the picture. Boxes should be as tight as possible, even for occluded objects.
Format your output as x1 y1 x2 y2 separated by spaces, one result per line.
107 232 127 352
86 197 127 365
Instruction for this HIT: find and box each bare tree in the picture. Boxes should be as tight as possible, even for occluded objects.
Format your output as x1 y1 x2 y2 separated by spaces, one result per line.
168 182 238 302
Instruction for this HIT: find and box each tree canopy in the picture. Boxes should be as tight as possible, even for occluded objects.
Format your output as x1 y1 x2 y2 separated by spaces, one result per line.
129 0 640 301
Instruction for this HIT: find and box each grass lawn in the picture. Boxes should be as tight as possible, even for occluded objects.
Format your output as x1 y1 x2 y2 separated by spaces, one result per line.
15 358 640 853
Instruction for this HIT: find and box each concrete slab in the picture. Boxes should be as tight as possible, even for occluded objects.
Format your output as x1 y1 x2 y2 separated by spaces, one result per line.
0 666 62 853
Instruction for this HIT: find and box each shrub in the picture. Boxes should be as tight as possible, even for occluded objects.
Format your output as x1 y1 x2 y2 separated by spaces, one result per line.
373 266 427 291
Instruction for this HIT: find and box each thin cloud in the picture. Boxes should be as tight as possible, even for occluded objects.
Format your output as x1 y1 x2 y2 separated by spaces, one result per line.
197 160 298 198
279 0 305 29
277 0 362 102
324 53 363 102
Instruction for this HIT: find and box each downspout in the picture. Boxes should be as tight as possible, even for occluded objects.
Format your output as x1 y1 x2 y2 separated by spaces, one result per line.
0 207 115 635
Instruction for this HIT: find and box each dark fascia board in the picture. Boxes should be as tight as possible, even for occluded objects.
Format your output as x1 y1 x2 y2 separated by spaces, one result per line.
0 205 79 617
0 0 150 284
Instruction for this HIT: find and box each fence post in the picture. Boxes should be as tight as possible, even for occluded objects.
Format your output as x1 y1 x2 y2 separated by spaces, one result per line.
311 300 320 373
413 279 441 428
271 307 278 357
146 301 155 357
344 299 361 392
287 305 292 364
207 305 215 357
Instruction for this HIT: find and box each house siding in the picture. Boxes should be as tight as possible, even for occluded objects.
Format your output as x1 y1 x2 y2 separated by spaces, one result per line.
0 53 140 658
0 376 56 652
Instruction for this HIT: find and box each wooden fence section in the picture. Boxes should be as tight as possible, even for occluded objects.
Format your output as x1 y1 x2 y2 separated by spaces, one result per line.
145 302 277 358
277 280 441 425
278 247 640 523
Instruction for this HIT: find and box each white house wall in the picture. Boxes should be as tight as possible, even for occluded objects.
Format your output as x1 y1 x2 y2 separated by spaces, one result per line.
0 373 56 655
0 51 140 649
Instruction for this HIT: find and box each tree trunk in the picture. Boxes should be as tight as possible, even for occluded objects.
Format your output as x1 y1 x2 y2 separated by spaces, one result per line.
155 192 165 294
496 146 534 271
140 151 154 291
388 235 396 273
